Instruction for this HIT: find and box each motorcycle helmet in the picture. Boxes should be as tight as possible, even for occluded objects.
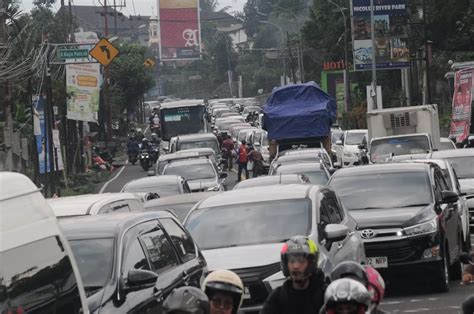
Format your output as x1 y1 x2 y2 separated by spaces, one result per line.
202 270 243 314
365 266 385 305
163 286 210 314
330 261 369 287
325 278 370 314
142 138 149 144
151 133 158 140
280 236 319 278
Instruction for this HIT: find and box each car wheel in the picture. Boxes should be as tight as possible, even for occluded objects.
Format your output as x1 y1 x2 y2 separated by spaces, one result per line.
434 246 450 293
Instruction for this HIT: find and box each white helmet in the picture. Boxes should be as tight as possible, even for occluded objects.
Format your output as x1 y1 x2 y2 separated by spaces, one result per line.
324 278 370 314
202 270 244 314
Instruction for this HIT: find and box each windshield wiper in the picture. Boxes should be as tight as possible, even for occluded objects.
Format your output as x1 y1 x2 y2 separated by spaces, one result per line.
397 203 430 208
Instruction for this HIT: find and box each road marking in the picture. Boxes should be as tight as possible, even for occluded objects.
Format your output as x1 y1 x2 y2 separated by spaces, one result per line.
99 160 129 193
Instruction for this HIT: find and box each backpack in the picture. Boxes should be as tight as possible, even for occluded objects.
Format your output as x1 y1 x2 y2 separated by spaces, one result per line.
238 145 248 163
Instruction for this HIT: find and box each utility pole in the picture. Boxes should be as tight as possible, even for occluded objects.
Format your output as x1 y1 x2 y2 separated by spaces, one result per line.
45 43 56 196
369 0 377 111
102 0 112 141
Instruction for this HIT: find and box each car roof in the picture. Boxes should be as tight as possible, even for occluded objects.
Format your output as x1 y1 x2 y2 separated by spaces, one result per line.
234 174 307 189
171 133 217 141
47 192 142 217
281 148 327 156
122 176 182 190
331 163 431 177
59 211 174 239
165 158 213 167
160 100 204 109
401 159 450 170
0 172 41 201
197 184 316 208
145 192 221 207
346 129 368 133
431 148 474 158
275 162 326 172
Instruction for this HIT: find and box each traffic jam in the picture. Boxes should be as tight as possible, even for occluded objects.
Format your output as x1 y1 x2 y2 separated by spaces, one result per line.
2 82 474 314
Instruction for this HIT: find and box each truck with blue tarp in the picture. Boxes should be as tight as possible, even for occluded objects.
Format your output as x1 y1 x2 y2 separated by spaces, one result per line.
262 82 337 158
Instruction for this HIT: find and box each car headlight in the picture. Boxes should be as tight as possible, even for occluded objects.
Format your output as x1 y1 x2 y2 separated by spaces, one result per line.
403 218 437 237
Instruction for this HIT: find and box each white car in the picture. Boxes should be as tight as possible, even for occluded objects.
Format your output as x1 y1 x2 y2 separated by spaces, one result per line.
184 185 365 312
338 129 368 167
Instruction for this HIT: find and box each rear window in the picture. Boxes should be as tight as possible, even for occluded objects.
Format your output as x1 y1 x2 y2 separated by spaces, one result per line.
0 236 83 313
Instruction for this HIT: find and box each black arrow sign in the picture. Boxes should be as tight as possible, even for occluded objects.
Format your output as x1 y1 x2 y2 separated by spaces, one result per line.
100 45 110 59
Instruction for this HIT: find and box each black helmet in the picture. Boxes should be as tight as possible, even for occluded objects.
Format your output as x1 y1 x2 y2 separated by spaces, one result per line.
324 278 370 314
280 236 319 277
330 261 369 287
163 286 209 314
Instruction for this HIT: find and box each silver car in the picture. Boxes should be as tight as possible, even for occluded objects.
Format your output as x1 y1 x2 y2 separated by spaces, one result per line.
184 184 365 312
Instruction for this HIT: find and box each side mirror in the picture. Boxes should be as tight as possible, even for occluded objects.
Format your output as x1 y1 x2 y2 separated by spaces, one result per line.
147 170 156 176
440 190 459 204
219 172 228 179
336 140 343 145
145 192 160 201
325 224 349 242
126 269 158 289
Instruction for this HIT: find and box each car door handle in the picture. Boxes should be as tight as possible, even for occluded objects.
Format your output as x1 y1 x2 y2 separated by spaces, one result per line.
154 287 163 301
182 270 190 282
337 242 344 250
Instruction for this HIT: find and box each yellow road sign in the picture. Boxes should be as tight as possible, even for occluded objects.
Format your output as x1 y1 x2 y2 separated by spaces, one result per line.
89 38 119 66
144 58 156 68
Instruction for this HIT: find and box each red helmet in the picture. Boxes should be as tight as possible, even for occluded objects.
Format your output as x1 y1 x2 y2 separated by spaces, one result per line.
365 266 385 305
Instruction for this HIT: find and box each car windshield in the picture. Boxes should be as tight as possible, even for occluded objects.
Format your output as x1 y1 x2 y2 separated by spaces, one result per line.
345 132 366 145
329 172 433 209
69 238 114 292
370 136 431 162
185 199 311 250
178 140 219 153
331 132 343 143
439 141 455 150
165 163 216 180
275 168 328 185
125 184 181 196
445 157 474 179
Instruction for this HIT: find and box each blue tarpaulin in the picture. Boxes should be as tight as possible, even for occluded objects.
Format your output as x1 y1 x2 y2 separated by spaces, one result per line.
263 82 337 140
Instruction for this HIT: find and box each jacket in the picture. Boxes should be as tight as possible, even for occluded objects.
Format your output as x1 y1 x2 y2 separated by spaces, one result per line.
262 270 326 314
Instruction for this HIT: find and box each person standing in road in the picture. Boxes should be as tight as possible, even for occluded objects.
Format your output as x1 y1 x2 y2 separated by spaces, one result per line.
202 270 244 314
221 135 235 171
236 140 249 181
247 144 264 177
262 236 327 314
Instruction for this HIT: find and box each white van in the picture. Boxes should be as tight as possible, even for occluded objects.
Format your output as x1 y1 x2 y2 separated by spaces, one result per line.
0 172 89 313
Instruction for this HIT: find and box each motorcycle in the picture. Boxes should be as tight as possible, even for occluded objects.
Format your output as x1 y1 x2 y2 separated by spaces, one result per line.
358 144 369 165
150 145 160 163
140 151 151 171
128 151 138 165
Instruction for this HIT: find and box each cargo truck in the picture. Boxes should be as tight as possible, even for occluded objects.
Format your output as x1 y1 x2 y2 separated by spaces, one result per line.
366 105 441 163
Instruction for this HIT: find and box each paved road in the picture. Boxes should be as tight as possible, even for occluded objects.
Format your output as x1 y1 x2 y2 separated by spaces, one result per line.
382 233 474 313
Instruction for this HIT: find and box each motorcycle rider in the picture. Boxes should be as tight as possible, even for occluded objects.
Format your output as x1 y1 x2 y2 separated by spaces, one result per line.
127 137 140 156
150 132 160 145
323 278 371 314
163 286 210 314
262 236 327 314
202 270 244 314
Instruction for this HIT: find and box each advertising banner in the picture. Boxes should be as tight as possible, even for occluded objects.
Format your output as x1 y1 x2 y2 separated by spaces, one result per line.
449 68 473 143
159 0 201 61
351 0 409 71
66 63 101 122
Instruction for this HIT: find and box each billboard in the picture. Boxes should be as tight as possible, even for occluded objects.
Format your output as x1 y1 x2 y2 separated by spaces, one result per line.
158 0 202 61
66 64 101 122
449 68 473 143
350 0 409 71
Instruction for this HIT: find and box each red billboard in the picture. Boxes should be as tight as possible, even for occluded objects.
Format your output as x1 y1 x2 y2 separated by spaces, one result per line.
449 68 473 143
159 0 201 61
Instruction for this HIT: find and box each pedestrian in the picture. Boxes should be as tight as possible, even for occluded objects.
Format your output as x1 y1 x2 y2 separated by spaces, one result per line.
236 140 249 181
262 236 327 314
202 269 244 314
323 278 371 314
163 286 210 314
247 144 264 177
221 135 235 171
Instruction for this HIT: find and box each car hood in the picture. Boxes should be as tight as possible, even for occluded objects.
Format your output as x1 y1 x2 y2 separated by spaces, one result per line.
202 243 282 271
350 204 434 228
459 178 474 195
187 179 218 191
344 145 360 154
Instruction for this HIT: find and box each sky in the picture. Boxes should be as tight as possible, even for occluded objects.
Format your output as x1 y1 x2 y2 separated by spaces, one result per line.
20 0 246 16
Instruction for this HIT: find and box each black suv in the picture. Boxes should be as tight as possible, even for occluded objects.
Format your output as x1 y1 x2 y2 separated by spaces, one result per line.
60 211 206 313
329 163 463 292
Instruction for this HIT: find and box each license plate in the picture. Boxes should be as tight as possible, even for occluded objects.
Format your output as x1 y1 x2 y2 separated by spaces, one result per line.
366 256 388 268
243 286 251 300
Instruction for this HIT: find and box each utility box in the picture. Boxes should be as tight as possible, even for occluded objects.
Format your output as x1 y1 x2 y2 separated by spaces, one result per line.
367 105 441 150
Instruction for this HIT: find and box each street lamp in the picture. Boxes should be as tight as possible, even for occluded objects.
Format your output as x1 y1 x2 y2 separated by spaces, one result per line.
261 7 305 82
259 20 287 85
328 0 351 113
